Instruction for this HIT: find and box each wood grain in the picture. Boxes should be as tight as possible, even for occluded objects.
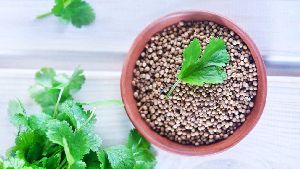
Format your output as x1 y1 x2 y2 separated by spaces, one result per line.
0 0 299 57
0 69 299 169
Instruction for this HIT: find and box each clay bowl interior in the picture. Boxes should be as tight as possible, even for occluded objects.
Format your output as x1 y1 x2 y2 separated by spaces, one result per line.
121 11 267 155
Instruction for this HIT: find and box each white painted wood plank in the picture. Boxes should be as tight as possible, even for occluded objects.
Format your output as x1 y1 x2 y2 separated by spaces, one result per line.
0 69 299 169
0 0 299 57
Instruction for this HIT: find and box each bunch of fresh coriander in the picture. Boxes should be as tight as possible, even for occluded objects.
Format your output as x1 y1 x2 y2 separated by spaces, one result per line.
0 67 156 169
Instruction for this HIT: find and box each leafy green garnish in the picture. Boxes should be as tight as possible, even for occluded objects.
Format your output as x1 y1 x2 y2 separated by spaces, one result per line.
0 158 3 169
105 145 135 169
29 67 85 115
46 120 93 164
98 129 156 169
83 151 101 169
2 67 156 169
12 131 46 163
167 38 229 97
2 157 26 169
8 99 28 128
128 130 156 169
37 0 96 28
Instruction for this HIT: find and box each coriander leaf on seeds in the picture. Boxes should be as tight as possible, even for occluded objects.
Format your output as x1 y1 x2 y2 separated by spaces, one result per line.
177 38 201 80
199 38 230 67
177 38 229 85
180 65 227 86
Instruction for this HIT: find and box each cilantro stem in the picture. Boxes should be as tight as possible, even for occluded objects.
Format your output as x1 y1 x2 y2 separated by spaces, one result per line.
53 87 64 118
36 12 52 19
59 158 67 169
166 79 181 98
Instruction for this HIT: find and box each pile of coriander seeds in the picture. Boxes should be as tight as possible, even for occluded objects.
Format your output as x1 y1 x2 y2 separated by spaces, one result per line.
132 21 258 145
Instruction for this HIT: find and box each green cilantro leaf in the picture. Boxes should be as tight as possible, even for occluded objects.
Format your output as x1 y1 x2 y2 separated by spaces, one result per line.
35 68 56 87
132 149 156 169
3 67 156 169
84 129 102 152
59 100 92 129
29 67 85 115
97 150 109 169
12 131 46 163
2 157 26 169
57 67 85 100
69 161 86 169
83 151 100 169
27 114 51 135
105 145 134 169
127 129 150 151
200 38 230 67
9 99 52 135
46 120 99 165
29 85 58 115
45 120 71 157
58 100 101 152
46 120 86 163
0 158 3 169
29 68 59 115
133 162 156 169
177 38 202 80
8 99 28 128
179 65 227 85
178 38 229 85
127 129 156 169
34 153 61 169
46 154 61 169
37 0 96 28
168 38 229 96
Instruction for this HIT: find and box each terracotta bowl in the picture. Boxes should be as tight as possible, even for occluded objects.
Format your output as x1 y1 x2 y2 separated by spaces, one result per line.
121 11 267 155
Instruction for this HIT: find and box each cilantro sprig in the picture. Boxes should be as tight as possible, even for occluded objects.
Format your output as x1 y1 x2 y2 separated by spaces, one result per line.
37 0 96 28
167 38 229 97
1 67 156 169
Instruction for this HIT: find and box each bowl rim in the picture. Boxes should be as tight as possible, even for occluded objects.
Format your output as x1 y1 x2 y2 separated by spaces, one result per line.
121 10 267 155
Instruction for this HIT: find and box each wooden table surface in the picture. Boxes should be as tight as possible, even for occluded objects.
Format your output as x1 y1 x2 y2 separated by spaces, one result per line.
0 0 300 168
